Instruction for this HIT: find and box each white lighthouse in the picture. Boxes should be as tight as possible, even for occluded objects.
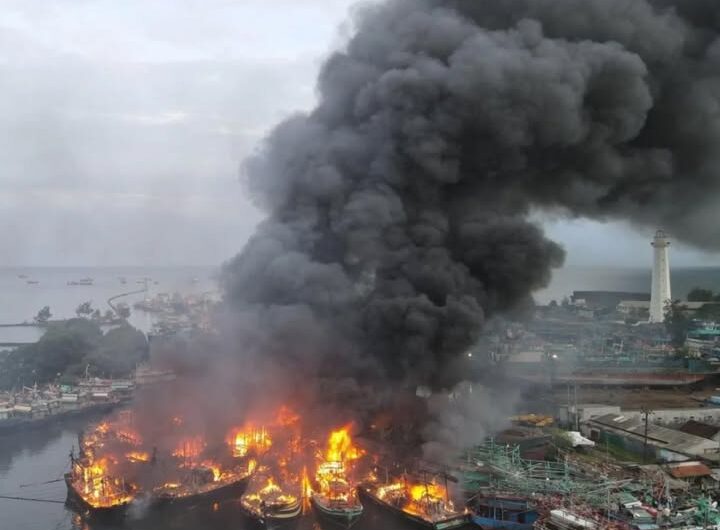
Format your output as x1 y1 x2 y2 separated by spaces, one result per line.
649 230 671 323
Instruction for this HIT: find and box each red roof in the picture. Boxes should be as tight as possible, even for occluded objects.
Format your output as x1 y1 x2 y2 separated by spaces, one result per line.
668 463 713 479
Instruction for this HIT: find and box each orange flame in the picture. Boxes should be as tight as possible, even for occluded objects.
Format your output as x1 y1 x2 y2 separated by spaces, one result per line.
126 451 150 463
200 460 223 481
325 425 363 463
275 406 300 427
172 436 205 459
410 483 446 503
229 425 272 457
72 457 134 508
315 426 363 503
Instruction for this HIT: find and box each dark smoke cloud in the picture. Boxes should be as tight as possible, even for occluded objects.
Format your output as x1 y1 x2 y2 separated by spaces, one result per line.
222 0 720 407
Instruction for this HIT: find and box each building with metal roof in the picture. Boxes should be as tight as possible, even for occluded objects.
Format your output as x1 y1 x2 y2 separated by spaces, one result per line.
585 413 720 463
678 420 720 441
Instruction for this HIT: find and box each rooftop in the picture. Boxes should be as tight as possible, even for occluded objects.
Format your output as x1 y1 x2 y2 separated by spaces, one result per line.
588 413 719 460
678 420 720 440
667 461 713 479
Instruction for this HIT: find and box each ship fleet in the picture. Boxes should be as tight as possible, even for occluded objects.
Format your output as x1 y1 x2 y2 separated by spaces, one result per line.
62 408 473 530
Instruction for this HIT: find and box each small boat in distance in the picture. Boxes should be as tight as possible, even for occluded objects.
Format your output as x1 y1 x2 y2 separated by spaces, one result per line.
26 280 39 285
68 278 94 286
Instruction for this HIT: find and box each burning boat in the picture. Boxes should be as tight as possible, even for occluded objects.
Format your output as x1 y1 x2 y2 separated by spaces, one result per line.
64 453 136 516
310 427 364 529
150 434 257 507
240 472 303 530
151 460 254 507
357 477 468 530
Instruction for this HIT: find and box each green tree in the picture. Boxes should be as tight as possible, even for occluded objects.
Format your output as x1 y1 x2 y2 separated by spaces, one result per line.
34 306 52 323
76 301 93 318
0 319 148 389
85 325 149 377
664 300 689 348
688 287 715 302
0 319 102 388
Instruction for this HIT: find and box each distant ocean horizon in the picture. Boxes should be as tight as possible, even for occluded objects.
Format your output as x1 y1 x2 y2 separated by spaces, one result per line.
1 265 718 343
0 266 217 343
536 265 720 304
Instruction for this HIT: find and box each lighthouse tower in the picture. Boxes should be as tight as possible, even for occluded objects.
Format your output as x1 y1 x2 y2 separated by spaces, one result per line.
649 230 671 323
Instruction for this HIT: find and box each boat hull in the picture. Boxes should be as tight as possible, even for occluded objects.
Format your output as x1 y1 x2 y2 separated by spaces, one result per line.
468 495 538 530
151 474 251 508
357 486 468 530
470 515 533 529
240 500 303 530
310 494 363 529
64 473 130 518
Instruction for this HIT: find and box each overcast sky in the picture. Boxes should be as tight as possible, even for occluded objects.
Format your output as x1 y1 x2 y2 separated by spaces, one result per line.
1 0 719 268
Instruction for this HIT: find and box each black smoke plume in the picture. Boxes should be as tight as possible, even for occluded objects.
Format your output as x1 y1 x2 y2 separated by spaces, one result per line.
222 0 720 411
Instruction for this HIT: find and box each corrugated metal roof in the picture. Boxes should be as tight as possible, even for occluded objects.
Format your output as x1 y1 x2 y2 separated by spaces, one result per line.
588 413 719 458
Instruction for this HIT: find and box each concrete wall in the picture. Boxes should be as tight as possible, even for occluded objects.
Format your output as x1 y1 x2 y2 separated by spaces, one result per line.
559 404 622 426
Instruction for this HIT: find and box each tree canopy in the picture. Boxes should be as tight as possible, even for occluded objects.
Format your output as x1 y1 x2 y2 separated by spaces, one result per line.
0 319 148 389
687 287 716 302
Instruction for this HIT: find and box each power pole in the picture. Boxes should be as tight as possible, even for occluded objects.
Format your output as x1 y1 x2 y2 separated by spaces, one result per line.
641 407 654 464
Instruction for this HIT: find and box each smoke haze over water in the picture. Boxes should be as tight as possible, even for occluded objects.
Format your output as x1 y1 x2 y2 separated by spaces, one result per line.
218 0 720 446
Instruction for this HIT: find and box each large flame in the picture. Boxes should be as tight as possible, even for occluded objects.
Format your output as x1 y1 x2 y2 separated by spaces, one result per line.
172 436 205 459
410 483 446 503
314 426 363 505
229 424 272 457
373 478 455 520
71 457 135 509
325 426 363 463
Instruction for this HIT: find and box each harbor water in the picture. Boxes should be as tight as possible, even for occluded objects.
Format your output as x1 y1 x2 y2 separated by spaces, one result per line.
0 266 217 345
0 413 448 530
2 265 720 343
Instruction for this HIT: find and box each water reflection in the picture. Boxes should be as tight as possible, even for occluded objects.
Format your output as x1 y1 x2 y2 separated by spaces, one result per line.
0 415 91 473
67 498 475 530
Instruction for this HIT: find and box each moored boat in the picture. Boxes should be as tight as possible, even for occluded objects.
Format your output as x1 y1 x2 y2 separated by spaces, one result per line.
240 474 303 530
467 494 538 529
358 480 468 530
310 488 363 529
64 453 136 517
151 464 252 508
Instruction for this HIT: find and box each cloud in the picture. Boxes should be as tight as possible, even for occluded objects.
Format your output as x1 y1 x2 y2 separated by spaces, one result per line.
0 0 357 265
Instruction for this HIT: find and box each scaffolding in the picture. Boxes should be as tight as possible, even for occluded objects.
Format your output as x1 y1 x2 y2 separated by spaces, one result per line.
461 439 634 509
